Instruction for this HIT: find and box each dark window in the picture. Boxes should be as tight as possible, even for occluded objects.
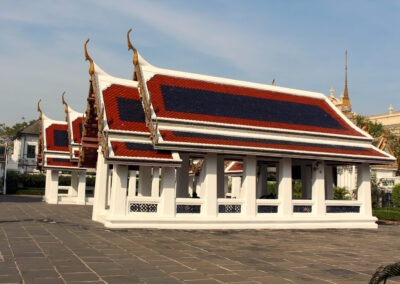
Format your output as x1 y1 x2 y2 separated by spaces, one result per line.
27 145 36 158
53 130 68 147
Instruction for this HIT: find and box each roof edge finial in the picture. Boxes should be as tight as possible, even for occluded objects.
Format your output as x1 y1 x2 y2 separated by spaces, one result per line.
84 39 94 75
61 91 68 113
37 99 42 119
127 28 139 66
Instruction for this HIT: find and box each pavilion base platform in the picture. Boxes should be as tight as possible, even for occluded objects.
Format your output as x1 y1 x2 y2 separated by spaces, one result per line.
100 216 377 230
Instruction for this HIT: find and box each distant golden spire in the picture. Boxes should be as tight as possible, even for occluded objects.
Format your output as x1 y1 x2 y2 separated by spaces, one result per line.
330 87 334 98
271 79 275 86
389 104 393 114
341 50 351 112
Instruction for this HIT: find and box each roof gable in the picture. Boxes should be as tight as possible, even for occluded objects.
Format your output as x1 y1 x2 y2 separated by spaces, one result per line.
148 74 361 136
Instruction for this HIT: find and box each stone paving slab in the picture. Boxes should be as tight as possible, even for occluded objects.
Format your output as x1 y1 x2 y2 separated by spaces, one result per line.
1 195 400 283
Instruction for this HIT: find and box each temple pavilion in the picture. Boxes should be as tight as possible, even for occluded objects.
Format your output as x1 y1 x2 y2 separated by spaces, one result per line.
37 98 92 205
75 30 395 229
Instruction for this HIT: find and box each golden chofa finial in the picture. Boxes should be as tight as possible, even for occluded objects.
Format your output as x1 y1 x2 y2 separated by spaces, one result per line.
127 28 139 66
37 99 42 119
61 91 68 113
84 39 94 75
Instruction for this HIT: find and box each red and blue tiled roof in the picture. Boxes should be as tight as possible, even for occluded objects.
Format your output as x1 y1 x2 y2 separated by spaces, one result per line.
103 84 149 133
45 124 69 152
147 75 363 137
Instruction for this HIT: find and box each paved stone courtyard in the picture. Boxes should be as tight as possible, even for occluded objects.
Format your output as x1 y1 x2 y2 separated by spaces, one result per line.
0 196 400 284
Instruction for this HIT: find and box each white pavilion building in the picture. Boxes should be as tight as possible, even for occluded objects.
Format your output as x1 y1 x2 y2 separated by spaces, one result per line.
75 31 395 229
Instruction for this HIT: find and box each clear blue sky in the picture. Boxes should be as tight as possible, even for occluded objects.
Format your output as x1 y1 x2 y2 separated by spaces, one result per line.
1 0 399 125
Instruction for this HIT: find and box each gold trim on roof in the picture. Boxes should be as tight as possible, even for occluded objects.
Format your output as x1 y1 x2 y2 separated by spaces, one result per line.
84 39 94 75
127 28 139 67
61 91 68 114
126 27 158 144
37 99 42 119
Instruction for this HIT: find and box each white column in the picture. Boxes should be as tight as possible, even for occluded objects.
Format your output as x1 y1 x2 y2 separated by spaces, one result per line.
77 171 86 205
106 166 112 207
151 167 160 197
45 170 51 202
224 176 229 196
217 155 225 198
48 170 59 204
109 165 128 217
188 175 194 197
325 166 334 200
176 154 189 197
70 171 78 196
128 170 137 197
256 164 267 198
161 167 176 217
197 163 206 198
242 156 257 217
312 161 325 216
202 154 218 217
231 176 241 198
358 164 372 216
92 150 108 221
278 158 292 215
138 166 152 196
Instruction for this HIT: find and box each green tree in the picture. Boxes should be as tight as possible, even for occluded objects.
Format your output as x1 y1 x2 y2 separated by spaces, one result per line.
355 114 400 174
371 173 384 208
354 115 385 138
392 183 400 207
0 118 36 146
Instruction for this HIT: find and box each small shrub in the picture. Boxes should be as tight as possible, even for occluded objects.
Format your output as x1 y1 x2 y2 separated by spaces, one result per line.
86 176 95 186
373 209 400 221
5 170 19 194
58 175 71 186
334 186 351 200
392 183 400 207
293 180 302 198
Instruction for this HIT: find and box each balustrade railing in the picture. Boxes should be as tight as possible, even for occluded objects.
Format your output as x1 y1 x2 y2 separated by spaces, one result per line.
217 198 243 213
256 199 279 213
127 197 160 213
325 200 361 213
292 200 313 213
176 198 203 214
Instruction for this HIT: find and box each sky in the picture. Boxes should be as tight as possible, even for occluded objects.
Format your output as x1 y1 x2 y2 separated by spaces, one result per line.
0 0 399 125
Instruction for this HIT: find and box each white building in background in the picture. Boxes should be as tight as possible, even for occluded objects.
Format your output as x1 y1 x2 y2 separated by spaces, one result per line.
7 120 40 174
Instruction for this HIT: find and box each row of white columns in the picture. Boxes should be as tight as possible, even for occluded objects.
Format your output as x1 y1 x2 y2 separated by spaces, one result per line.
91 149 373 221
45 169 86 205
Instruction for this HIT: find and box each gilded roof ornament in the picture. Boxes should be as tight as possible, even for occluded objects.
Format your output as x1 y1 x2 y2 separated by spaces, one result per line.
127 28 139 66
271 79 275 86
61 91 68 113
37 99 42 119
84 39 94 75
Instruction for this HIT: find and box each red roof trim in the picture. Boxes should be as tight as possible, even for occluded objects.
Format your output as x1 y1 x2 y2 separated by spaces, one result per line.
72 117 83 143
46 124 69 152
148 75 363 137
103 84 149 133
47 158 77 168
160 130 385 158
111 142 173 159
